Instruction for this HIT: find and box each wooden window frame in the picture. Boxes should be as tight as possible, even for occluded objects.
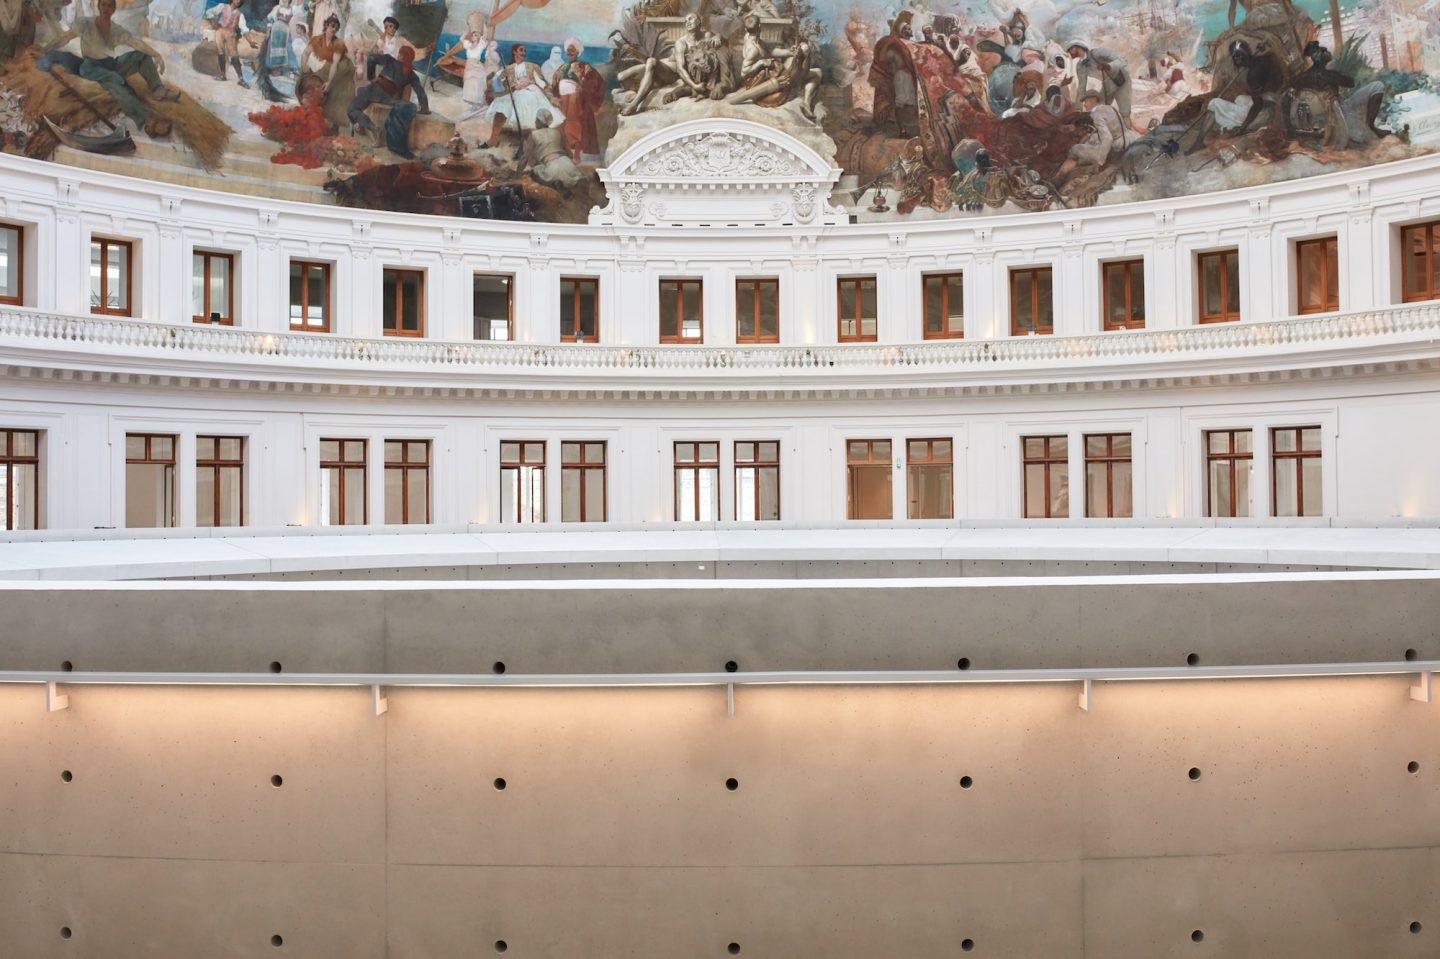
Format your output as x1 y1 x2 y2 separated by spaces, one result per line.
1270 426 1322 518
473 273 514 341
384 439 431 524
1196 249 1241 324
382 267 426 338
561 440 607 522
659 278 704 344
921 272 965 340
0 223 23 306
735 278 780 344
196 435 245 527
1083 433 1132 519
125 432 177 528
1204 428 1252 519
673 440 720 522
1022 434 1068 519
289 259 332 333
320 437 367 525
500 440 547 523
734 440 780 522
560 276 599 343
836 276 878 343
1009 266 1053 335
90 237 133 317
1295 237 1339 315
846 438 892 520
1400 220 1440 303
1101 259 1145 331
192 250 236 325
906 436 953 520
1 428 39 531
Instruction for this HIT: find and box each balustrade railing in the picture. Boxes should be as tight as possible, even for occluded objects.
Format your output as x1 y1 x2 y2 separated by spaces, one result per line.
1 302 1437 379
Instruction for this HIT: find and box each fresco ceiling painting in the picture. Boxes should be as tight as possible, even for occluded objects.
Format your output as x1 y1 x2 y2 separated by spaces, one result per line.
0 0 1436 222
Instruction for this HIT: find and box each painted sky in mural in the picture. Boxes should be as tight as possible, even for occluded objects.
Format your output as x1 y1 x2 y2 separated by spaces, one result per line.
0 0 1436 221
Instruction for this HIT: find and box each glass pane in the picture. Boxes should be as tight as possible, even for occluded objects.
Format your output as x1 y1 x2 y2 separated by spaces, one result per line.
1274 458 1298 517
320 439 339 462
1023 437 1044 459
1235 457 1252 517
1202 255 1221 316
126 434 145 459
1404 227 1428 298
934 439 951 462
474 275 511 340
402 273 421 331
1235 429 1253 454
197 467 216 527
501 441 520 464
699 443 718 462
681 282 701 340
1112 461 1133 517
676 442 694 463
108 244 128 311
1048 462 1069 518
585 443 605 463
1224 252 1240 314
923 276 943 334
874 440 891 462
578 281 597 338
1013 273 1033 330
561 442 580 462
196 436 216 460
408 467 429 523
307 266 326 325
524 442 544 463
1086 462 1107 517
151 436 173 461
1085 435 1107 458
385 466 403 524
342 466 365 525
676 469 697 521
758 465 779 520
946 275 964 331
660 282 678 338
211 255 230 320
759 283 778 339
908 463 952 519
1130 262 1146 323
525 467 545 522
736 283 755 340
1299 243 1323 310
850 465 891 520
12 462 37 530
1113 434 1131 456
383 271 397 329
219 466 243 526
219 437 242 460
908 439 926 460
1207 431 1228 455
1035 270 1053 330
860 280 877 323
1050 436 1068 459
89 242 103 307
192 253 205 317
1208 461 1233 518
1274 429 1297 453
0 225 18 300
1024 462 1046 518
698 466 718 521
584 468 605 520
1301 457 1322 517
1300 427 1321 451
759 442 779 461
561 468 581 520
125 463 174 528
736 442 755 463
0 430 7 456
385 441 402 462
289 262 303 323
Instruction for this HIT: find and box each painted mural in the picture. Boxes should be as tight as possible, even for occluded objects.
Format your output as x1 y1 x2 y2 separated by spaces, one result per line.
0 0 1437 221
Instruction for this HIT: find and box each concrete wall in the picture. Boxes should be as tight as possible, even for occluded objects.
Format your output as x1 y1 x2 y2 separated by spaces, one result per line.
1 677 1436 958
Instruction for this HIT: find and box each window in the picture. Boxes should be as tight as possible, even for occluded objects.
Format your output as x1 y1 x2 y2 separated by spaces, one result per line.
192 251 234 324
736 278 779 344
384 440 431 524
1022 435 1068 519
922 273 964 339
561 441 606 522
1084 433 1132 518
90 237 132 316
846 439 891 520
674 441 719 522
907 438 953 519
1197 249 1240 323
196 435 245 527
734 440 779 521
1102 259 1145 330
319 438 367 526
125 433 176 528
837 276 877 342
0 429 39 530
500 441 546 523
0 224 22 305
1401 220 1440 303
383 268 425 337
289 260 331 332
1010 266 1053 335
1272 426 1322 518
560 277 598 342
1205 429 1253 519
660 279 703 343
474 274 513 340
1295 237 1339 315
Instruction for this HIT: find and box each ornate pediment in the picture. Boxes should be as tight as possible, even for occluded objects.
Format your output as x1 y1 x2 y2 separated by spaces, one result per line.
591 118 844 228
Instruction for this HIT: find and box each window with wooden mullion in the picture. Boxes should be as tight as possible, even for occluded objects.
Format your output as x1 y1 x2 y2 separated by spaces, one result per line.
906 437 953 519
922 273 964 339
674 441 719 522
192 250 235 324
384 439 431 524
660 279 703 343
0 223 24 306
560 277 599 342
196 435 245 528
734 440 780 521
383 268 425 337
0 428 39 531
560 441 606 522
1271 426 1322 518
1009 267 1053 335
1295 237 1339 315
837 276 877 342
736 278 779 344
500 440 546 523
1401 220 1440 303
320 438 367 526
1197 249 1241 323
846 438 892 520
124 433 177 529
1083 433 1132 518
90 237 132 317
1205 428 1253 519
1022 435 1068 518
1102 259 1145 330
289 260 331 332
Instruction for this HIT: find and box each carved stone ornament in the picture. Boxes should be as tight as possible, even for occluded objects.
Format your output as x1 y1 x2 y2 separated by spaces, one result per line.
792 184 817 222
635 131 801 179
619 183 646 223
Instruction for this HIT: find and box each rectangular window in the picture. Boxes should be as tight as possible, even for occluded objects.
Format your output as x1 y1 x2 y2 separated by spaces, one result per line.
192 251 235 325
846 439 892 520
0 224 23 305
659 279 704 343
1102 259 1145 330
474 274 513 340
922 273 964 339
0 428 39 530
383 268 425 337
1402 220 1440 303
319 438 367 526
674 441 719 522
907 437 953 519
384 440 431 524
1084 433 1133 518
125 433 176 528
1295 237 1339 315
837 276 878 342
196 435 245 527
560 277 599 342
1010 266 1054 335
1272 426 1322 518
500 440 546 523
736 278 779 344
90 237 132 316
1205 429 1253 519
1197 249 1241 323
561 441 606 522
1022 435 1068 519
734 440 780 522
289 260 331 332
